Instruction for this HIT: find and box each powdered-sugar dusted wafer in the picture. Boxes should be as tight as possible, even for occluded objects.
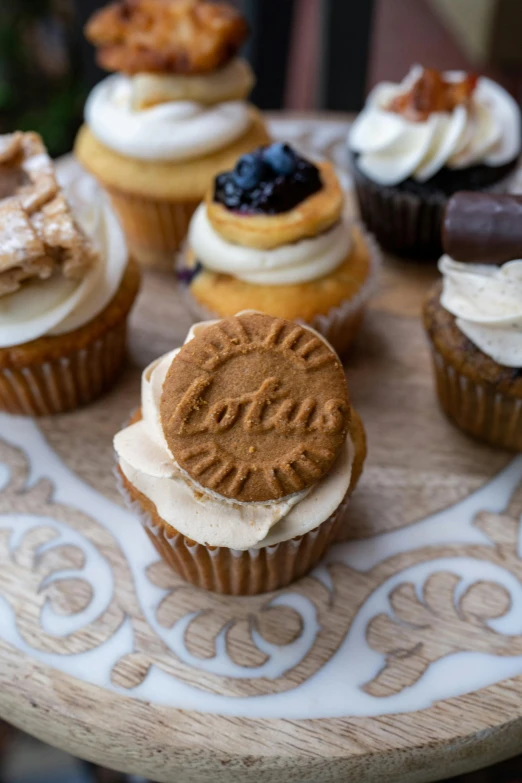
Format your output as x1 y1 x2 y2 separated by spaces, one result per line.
0 131 98 297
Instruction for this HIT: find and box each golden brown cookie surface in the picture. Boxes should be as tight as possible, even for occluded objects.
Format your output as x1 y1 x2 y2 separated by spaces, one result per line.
206 161 343 250
160 313 351 502
86 0 248 76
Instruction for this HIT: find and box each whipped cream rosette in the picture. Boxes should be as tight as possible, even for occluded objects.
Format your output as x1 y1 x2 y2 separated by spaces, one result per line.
349 66 521 260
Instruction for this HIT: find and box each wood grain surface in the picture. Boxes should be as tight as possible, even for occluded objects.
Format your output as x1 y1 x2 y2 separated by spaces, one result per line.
1 117 522 783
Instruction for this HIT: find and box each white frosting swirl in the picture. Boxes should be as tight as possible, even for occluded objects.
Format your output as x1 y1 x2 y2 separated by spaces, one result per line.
440 255 522 367
0 176 127 349
115 318 354 550
85 72 251 162
349 67 521 186
188 204 352 285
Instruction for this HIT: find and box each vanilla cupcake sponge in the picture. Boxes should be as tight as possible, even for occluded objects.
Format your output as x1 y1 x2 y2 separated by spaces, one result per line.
188 223 375 322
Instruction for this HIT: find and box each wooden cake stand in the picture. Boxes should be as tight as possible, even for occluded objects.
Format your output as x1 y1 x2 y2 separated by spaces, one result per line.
1 117 522 783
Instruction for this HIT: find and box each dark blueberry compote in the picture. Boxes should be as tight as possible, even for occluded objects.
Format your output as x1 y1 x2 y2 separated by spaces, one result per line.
214 143 323 215
177 260 202 285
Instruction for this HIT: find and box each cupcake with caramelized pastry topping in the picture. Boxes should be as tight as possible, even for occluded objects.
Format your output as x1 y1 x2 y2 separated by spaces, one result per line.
349 66 521 259
115 312 366 594
180 142 380 358
75 0 269 270
0 131 139 415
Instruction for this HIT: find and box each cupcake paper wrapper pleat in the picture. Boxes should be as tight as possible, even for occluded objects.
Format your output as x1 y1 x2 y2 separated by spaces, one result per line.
117 465 350 595
430 346 522 450
106 187 199 272
350 157 518 261
351 165 446 260
0 321 128 416
182 220 382 359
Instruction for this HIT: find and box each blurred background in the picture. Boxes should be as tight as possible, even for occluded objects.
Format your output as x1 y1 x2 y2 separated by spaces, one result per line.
2 0 522 155
2 0 522 780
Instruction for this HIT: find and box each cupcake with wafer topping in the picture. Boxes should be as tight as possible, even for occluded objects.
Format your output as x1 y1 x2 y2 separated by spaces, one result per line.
75 0 269 271
115 311 366 594
0 131 139 415
180 142 380 358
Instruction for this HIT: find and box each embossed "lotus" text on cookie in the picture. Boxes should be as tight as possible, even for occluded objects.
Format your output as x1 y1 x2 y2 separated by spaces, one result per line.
170 376 347 436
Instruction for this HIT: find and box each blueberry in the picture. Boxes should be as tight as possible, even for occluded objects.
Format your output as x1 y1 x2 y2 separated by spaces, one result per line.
263 142 297 176
213 144 322 214
233 153 265 190
177 261 202 285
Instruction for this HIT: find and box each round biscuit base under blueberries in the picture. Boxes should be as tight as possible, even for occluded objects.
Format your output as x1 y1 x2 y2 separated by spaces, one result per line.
349 150 519 260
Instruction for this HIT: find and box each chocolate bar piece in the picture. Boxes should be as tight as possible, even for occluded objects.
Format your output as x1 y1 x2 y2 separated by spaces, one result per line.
442 191 522 264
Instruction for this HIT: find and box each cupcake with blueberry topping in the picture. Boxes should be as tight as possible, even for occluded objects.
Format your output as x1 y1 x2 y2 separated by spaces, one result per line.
180 142 381 358
74 0 270 271
349 66 521 260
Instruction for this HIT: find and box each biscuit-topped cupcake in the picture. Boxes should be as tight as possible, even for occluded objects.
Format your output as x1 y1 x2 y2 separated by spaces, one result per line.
349 66 521 259
0 131 139 415
75 0 270 270
115 312 366 594
180 143 380 358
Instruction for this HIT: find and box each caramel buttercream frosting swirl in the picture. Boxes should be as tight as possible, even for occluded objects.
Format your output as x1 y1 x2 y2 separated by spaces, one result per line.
114 313 356 550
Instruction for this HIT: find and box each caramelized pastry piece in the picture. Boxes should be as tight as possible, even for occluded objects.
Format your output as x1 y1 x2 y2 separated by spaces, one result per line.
388 68 478 122
86 0 249 75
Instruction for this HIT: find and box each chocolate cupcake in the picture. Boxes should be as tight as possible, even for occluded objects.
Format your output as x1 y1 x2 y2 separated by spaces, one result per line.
424 192 522 448
349 67 521 259
180 142 381 358
115 312 366 594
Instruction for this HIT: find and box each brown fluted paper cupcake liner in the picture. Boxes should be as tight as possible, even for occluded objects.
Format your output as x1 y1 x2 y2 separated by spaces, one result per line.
182 220 381 359
0 323 127 416
0 260 140 416
430 346 522 450
351 155 518 261
351 164 445 260
118 464 349 595
107 187 199 272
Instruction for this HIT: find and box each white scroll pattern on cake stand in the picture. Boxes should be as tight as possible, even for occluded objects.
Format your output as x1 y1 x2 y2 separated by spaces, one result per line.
1 120 522 721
